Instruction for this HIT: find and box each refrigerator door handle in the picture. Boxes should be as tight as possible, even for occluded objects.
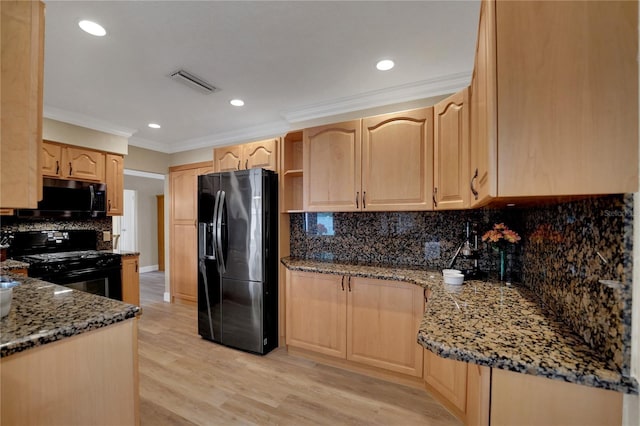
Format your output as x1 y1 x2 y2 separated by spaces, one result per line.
215 190 226 273
201 223 216 260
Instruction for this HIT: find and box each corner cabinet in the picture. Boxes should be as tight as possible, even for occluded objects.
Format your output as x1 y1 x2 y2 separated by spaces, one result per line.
121 255 140 306
0 0 45 209
303 108 433 212
106 154 124 216
214 139 278 172
285 270 424 378
169 162 214 303
434 89 470 210
469 0 638 206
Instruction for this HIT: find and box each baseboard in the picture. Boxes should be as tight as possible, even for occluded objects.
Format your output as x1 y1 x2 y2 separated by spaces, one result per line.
139 265 159 273
163 292 171 302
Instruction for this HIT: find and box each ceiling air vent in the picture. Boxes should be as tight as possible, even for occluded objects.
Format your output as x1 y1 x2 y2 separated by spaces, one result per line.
169 69 219 94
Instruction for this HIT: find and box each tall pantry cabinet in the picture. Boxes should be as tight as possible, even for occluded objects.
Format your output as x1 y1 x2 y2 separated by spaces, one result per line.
169 162 213 303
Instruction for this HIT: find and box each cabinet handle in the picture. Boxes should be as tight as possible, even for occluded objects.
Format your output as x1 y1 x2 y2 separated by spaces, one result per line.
433 187 438 208
348 276 352 292
362 192 366 209
423 287 428 303
470 168 479 200
341 276 345 291
237 160 240 170
245 159 248 169
108 200 112 211
69 162 73 175
135 262 138 273
55 161 59 175
355 192 359 209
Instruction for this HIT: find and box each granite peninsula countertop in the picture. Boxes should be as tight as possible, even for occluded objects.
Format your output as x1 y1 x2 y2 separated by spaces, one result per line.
281 257 639 394
0 259 29 271
107 249 140 257
0 273 140 358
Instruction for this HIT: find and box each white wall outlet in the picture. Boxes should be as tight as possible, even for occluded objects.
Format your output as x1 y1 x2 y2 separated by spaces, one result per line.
103 231 111 242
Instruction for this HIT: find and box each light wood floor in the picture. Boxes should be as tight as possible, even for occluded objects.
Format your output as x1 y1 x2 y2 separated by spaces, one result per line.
138 271 461 426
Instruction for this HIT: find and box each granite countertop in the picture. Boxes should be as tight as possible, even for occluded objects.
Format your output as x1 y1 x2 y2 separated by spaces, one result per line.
0 273 140 358
281 257 638 394
0 259 29 271
105 249 140 257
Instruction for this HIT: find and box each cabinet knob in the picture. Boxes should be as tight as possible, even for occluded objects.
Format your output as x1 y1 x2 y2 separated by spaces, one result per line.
470 168 479 200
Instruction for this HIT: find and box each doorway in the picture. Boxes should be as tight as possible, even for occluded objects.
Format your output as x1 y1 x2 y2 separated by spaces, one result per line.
113 189 137 252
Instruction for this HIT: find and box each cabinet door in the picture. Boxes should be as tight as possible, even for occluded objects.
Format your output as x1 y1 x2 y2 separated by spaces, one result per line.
42 141 62 178
243 139 277 171
491 368 622 426
62 147 105 182
285 270 347 358
362 108 433 211
424 350 468 416
469 0 497 207
465 363 490 426
106 154 124 216
214 146 242 172
434 89 469 210
303 120 361 212
170 168 198 302
0 1 44 209
495 1 637 196
121 255 140 306
347 277 424 377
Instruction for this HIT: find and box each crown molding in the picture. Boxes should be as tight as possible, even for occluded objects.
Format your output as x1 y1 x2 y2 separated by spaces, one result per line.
124 169 166 180
43 105 137 138
170 120 291 153
127 136 172 153
280 71 472 123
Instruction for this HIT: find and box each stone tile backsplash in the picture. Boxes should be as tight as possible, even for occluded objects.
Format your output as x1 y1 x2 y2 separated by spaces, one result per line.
289 194 633 373
520 194 633 373
1 217 113 250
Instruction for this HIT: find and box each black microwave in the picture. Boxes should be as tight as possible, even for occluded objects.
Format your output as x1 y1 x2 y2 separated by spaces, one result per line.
16 178 107 218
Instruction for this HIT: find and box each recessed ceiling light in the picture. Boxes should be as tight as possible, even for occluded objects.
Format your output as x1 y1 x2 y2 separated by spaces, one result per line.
78 20 106 37
376 59 395 71
148 123 161 129
230 99 245 107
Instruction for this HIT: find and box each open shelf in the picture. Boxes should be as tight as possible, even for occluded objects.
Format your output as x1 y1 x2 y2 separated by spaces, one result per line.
281 131 304 212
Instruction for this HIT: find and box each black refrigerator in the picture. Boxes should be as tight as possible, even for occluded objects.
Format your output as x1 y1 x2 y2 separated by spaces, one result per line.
197 168 278 355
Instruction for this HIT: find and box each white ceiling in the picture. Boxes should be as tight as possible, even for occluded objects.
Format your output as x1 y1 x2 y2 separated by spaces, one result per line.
43 1 481 153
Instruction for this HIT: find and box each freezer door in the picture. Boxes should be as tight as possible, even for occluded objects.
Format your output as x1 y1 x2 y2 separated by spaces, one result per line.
220 170 264 282
197 257 222 342
221 278 264 353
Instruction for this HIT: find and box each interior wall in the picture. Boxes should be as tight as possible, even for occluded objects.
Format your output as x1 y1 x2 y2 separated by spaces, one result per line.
123 174 164 269
42 118 128 155
168 147 213 167
125 146 170 175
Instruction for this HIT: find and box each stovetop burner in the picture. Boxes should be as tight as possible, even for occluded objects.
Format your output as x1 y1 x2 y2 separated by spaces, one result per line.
21 250 111 263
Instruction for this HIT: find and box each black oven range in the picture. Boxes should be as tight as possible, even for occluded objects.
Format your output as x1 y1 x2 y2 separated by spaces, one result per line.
9 230 122 300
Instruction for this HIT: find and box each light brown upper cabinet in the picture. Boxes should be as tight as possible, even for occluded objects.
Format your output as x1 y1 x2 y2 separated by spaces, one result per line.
469 0 638 206
434 89 469 210
303 120 361 212
214 139 278 172
42 141 106 182
0 1 45 209
303 108 433 212
105 154 124 216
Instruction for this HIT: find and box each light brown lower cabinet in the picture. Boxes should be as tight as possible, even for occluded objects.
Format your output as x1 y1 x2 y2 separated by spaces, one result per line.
122 255 140 306
424 350 623 426
491 368 622 426
424 349 490 425
285 270 424 378
0 319 139 426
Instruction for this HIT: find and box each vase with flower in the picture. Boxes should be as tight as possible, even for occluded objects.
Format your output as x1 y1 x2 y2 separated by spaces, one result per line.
482 223 521 283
